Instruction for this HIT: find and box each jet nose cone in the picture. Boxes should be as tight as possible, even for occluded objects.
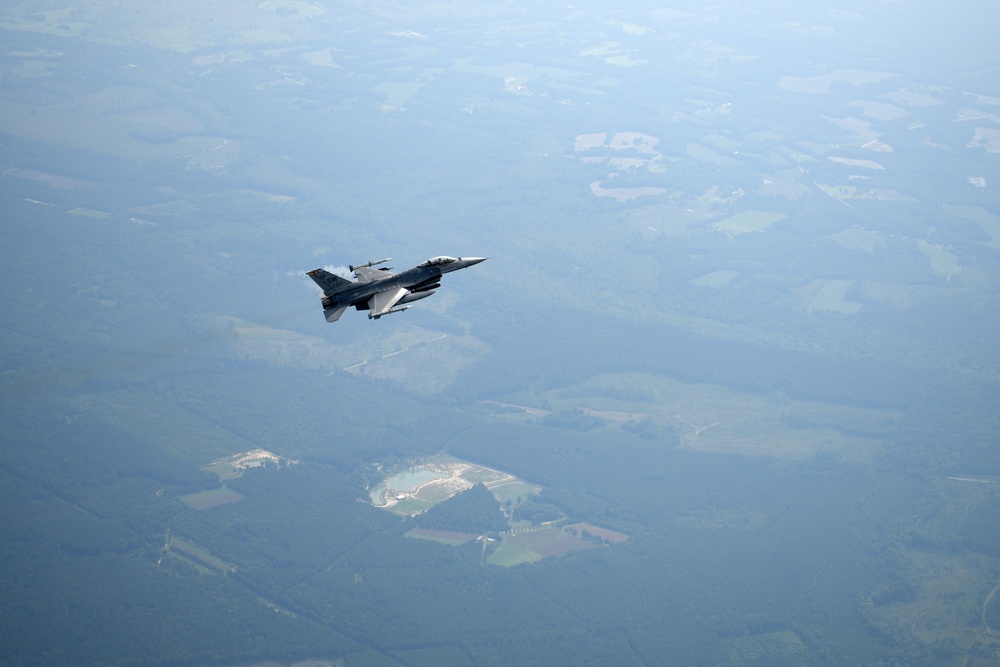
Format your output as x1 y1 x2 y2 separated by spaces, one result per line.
460 257 488 266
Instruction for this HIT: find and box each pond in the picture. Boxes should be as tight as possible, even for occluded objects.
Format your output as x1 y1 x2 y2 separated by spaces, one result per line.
369 468 447 505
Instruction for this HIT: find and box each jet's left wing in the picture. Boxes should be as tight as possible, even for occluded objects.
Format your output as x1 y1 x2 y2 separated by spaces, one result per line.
368 287 408 318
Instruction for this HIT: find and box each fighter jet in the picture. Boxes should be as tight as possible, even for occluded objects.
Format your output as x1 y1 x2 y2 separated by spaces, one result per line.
306 256 487 322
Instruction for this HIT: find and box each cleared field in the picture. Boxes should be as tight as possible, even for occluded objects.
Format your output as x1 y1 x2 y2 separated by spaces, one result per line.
496 372 897 463
203 448 295 481
944 204 1000 248
489 527 597 565
167 536 233 573
67 207 110 219
778 69 896 94
918 241 961 278
797 279 863 315
825 227 885 252
565 522 629 544
406 528 478 545
859 479 1000 661
816 183 914 202
178 486 245 510
341 327 492 396
0 99 230 161
490 481 542 504
709 211 786 238
387 497 432 516
488 540 540 566
691 270 739 287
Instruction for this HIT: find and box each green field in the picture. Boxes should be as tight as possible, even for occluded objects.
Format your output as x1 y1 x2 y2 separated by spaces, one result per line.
710 211 787 237
166 536 233 574
406 528 478 545
490 481 542 504
494 372 895 462
798 279 864 315
489 527 597 566
178 486 245 510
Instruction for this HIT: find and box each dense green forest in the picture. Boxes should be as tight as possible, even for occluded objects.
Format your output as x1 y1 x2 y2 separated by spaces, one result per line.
2 1 1000 666
415 483 509 534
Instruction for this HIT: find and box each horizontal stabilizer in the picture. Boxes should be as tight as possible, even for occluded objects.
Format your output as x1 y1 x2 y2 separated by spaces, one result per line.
324 305 349 322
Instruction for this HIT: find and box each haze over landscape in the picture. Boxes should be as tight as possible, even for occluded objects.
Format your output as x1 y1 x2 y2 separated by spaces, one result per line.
2 1 1000 665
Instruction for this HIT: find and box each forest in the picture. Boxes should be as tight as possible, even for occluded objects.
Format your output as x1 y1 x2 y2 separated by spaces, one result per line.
2 1 1000 666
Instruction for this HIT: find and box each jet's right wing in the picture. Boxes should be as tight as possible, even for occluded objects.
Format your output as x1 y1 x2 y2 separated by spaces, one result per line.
368 287 408 317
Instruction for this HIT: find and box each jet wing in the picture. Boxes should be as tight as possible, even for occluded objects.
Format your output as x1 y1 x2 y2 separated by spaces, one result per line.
323 304 350 323
353 266 396 282
368 287 408 317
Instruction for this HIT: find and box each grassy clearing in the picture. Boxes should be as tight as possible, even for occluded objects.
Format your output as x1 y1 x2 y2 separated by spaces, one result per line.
564 522 629 543
386 497 432 516
0 99 230 161
502 527 596 559
710 211 787 238
691 270 739 287
918 241 961 278
67 207 110 219
167 536 234 573
0 8 88 37
178 486 245 509
816 183 914 202
2 1 313 51
406 528 477 545
797 279 863 315
413 483 458 506
488 540 541 566
490 481 541 504
499 372 897 462
860 479 1000 661
944 204 1000 248
3 168 94 189
346 329 492 396
825 227 885 252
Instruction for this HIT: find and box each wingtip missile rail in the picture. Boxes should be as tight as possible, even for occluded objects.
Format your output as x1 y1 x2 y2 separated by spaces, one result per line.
370 305 411 319
349 258 392 272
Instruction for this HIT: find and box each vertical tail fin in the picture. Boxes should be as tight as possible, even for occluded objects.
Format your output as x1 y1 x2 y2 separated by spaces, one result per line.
307 268 353 295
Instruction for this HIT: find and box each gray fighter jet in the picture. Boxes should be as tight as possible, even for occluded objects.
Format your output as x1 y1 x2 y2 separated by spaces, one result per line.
307 256 487 322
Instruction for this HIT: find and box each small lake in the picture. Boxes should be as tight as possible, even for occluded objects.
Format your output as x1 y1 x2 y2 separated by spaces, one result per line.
387 468 445 492
369 468 447 505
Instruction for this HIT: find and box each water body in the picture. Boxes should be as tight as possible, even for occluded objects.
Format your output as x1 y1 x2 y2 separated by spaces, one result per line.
388 468 446 492
369 468 447 505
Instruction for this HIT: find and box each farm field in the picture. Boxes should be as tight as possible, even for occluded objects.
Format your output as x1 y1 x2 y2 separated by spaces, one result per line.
492 372 897 462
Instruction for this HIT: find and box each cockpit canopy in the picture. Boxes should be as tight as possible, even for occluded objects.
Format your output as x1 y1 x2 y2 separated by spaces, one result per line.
419 256 458 267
